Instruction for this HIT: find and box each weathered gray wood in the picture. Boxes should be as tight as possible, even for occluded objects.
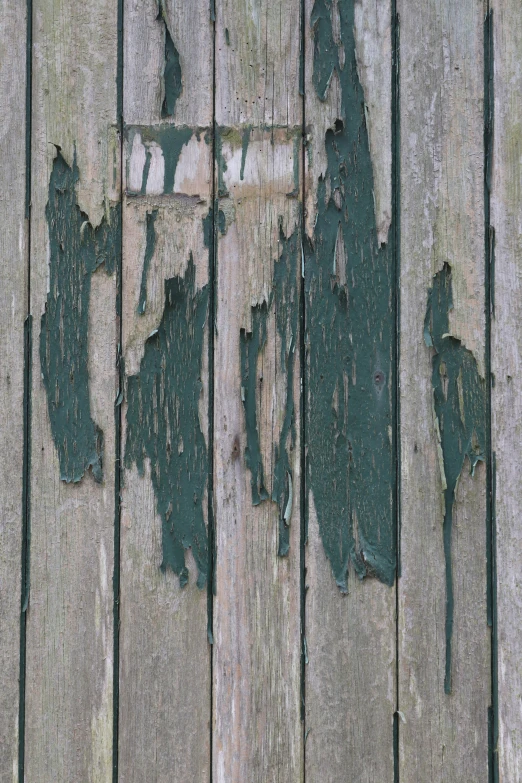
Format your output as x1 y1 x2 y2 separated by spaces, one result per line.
491 4 522 779
398 1 490 779
119 1 213 780
0 1 27 778
213 2 303 779
304 2 396 780
24 2 119 779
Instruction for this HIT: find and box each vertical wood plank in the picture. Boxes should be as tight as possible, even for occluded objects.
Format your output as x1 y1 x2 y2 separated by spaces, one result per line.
491 3 522 779
0 0 27 777
304 1 396 780
25 1 119 779
213 2 303 779
119 1 213 780
398 1 490 779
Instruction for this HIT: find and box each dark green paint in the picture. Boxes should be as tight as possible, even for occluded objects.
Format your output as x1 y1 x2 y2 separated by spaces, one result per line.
127 125 193 195
125 257 209 588
140 146 152 195
138 210 158 315
203 203 226 249
306 0 395 591
424 263 486 694
272 224 299 556
240 223 299 556
40 150 119 483
225 27 230 45
240 126 251 181
158 1 182 119
241 302 269 506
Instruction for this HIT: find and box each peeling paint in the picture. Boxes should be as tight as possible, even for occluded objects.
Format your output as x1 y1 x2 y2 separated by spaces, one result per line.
240 126 252 181
40 149 119 483
137 210 158 315
158 1 182 118
424 263 486 694
125 257 209 587
202 203 226 250
240 302 269 505
306 0 395 590
126 125 193 196
272 224 299 555
240 223 299 556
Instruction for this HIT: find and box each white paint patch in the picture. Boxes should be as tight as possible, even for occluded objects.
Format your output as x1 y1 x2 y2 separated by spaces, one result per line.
354 0 392 245
174 134 211 196
223 135 294 191
145 142 165 195
127 132 146 194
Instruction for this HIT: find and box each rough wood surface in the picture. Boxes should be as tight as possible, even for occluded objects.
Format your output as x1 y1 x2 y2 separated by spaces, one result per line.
0 1 27 779
213 2 303 780
304 2 396 780
398 1 490 780
491 3 522 780
119 2 213 779
24 2 119 780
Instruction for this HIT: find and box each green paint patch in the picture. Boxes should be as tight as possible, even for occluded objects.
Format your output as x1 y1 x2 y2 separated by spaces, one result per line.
125 256 209 588
240 126 252 181
126 125 193 196
138 210 158 315
202 203 226 249
240 223 299 556
158 1 182 118
306 0 395 590
215 128 229 198
40 149 119 483
424 263 486 694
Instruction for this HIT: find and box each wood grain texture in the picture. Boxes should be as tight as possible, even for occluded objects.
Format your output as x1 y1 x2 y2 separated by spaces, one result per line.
303 1 396 780
398 1 490 779
213 2 303 780
490 3 522 779
24 1 119 780
118 1 212 780
0 1 27 779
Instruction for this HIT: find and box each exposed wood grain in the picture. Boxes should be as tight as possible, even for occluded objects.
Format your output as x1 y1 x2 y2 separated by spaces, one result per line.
213 2 303 779
24 1 119 779
490 3 522 779
304 1 396 780
398 1 490 779
0 1 27 779
118 1 213 780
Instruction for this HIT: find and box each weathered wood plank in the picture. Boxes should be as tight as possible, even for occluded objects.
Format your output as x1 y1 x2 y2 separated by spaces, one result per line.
304 1 396 779
398 1 490 779
213 2 303 779
0 0 28 778
490 3 522 779
24 2 119 779
119 1 213 780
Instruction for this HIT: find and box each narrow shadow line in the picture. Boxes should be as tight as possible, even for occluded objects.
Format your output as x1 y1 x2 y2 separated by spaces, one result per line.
112 0 124 779
208 5 217 783
392 3 401 782
19 0 33 779
484 8 498 782
299 0 307 778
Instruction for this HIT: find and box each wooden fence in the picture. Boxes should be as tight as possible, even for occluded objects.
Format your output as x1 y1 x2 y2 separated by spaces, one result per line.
1 0 520 780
